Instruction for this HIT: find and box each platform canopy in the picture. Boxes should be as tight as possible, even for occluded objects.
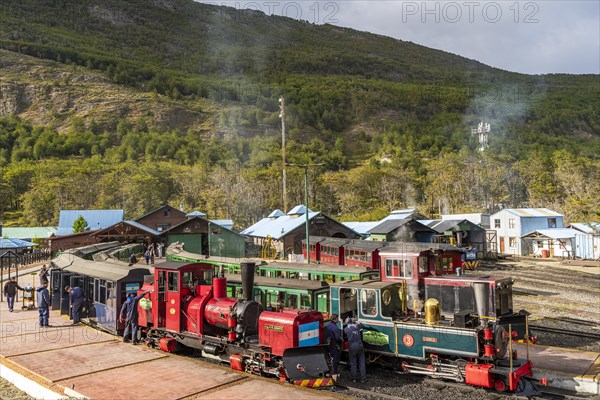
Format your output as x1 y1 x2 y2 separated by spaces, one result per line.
0 238 37 249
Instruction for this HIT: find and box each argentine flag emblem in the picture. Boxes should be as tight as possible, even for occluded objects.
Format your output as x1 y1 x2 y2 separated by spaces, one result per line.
298 321 320 346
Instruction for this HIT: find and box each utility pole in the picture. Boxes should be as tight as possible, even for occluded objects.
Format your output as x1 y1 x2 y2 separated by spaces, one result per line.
286 163 324 264
279 96 287 213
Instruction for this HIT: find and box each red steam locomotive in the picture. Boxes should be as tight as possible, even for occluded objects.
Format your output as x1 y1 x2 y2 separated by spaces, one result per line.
137 261 333 388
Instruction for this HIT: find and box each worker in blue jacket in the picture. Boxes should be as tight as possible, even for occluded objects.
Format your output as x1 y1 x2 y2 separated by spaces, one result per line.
119 290 152 344
66 286 83 325
37 283 51 327
344 318 366 383
326 314 342 381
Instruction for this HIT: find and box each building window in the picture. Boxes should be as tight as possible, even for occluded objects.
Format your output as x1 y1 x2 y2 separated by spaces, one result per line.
548 218 557 228
164 209 171 217
508 218 515 229
494 219 501 229
157 224 171 232
509 237 517 248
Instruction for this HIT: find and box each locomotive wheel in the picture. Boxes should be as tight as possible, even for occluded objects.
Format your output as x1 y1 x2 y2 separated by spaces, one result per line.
494 378 507 392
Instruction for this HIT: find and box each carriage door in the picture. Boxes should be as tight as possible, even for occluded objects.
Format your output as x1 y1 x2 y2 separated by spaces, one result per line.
51 270 64 310
59 272 74 314
165 271 181 332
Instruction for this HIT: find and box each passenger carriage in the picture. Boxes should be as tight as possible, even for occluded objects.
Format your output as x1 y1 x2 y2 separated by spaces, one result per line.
50 251 152 334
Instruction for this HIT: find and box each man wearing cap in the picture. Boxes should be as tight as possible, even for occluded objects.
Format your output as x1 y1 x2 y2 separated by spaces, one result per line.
119 289 153 344
65 285 84 325
37 283 51 327
326 314 342 381
3 276 25 312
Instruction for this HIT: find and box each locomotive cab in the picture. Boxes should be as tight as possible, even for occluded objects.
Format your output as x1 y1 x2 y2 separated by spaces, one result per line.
141 262 214 332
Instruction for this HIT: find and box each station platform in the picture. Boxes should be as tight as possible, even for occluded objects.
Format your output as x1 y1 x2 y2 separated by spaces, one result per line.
0 309 339 400
514 342 600 395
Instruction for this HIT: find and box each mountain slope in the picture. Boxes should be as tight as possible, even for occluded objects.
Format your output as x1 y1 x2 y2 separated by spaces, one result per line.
0 49 210 133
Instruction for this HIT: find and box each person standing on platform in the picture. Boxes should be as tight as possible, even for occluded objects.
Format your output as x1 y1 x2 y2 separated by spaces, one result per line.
37 283 51 327
65 285 83 325
119 289 152 344
129 253 137 266
326 314 342 381
344 318 366 383
3 276 25 312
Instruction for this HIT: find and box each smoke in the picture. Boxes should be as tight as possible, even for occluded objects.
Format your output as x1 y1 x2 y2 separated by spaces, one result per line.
393 224 414 242
463 77 548 150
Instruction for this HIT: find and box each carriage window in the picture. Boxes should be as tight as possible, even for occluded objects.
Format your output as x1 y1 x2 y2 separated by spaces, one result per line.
361 289 378 316
99 285 107 304
168 272 178 292
107 281 115 307
366 253 372 262
442 257 453 271
418 256 428 273
158 271 166 299
316 292 330 314
289 294 298 308
301 294 311 308
385 259 413 278
182 271 194 288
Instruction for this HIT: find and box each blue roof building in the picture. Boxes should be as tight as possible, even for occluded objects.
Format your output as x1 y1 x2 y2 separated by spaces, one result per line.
56 210 124 236
241 205 359 256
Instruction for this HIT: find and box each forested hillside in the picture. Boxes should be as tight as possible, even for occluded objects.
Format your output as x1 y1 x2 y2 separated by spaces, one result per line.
0 0 598 227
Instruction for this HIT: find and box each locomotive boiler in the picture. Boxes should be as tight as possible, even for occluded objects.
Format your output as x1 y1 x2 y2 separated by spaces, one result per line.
136 261 333 387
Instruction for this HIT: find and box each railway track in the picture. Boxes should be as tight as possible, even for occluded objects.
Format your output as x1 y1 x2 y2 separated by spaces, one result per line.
529 324 600 340
422 378 592 400
546 317 600 328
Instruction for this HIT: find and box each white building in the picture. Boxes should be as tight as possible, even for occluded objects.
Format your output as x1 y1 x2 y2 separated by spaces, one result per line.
567 223 600 260
490 208 563 256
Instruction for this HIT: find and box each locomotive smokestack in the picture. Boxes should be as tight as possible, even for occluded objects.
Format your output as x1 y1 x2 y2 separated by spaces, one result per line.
472 282 490 325
240 262 256 302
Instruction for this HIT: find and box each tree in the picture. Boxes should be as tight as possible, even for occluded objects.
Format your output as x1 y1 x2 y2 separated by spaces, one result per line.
72 215 89 233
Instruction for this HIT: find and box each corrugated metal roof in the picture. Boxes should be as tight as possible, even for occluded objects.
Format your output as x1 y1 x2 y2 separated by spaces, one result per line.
0 238 37 249
186 211 206 217
343 221 379 235
369 219 433 234
521 228 580 239
210 220 233 230
391 208 418 215
1 227 56 239
502 208 563 218
568 223 600 234
241 212 321 239
268 209 285 218
123 220 161 236
56 210 124 236
287 205 313 215
418 219 440 228
423 219 482 234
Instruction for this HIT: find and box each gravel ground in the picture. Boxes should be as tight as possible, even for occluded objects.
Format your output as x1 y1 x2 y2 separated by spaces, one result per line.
326 365 515 400
472 259 600 352
0 377 35 400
